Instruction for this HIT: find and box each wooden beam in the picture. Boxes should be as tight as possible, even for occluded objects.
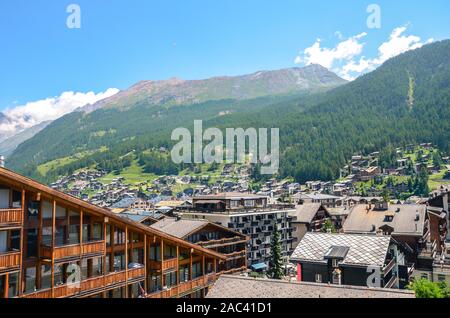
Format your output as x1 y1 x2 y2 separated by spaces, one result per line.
125 225 128 298
4 273 9 298
36 200 43 290
144 234 147 293
190 250 193 280
19 189 25 295
51 199 56 298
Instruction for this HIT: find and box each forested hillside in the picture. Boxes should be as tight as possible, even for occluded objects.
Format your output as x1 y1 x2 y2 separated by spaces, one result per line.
7 40 450 183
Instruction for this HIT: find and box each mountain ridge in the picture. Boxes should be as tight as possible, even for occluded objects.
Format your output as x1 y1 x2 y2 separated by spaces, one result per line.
80 64 346 113
6 40 450 183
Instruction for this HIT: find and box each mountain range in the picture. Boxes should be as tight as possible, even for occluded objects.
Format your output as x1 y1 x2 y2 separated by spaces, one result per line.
5 40 450 183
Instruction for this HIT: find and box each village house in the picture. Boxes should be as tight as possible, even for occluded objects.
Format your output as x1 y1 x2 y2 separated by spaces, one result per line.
176 193 295 271
288 203 332 248
290 232 409 289
343 202 432 283
150 217 248 274
294 193 343 208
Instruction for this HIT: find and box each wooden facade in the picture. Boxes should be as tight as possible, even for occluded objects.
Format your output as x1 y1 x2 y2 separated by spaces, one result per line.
0 167 225 298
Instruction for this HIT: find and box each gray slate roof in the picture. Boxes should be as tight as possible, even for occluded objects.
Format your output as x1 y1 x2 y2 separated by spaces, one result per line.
343 204 426 236
206 275 414 298
291 232 391 267
289 203 324 223
150 217 209 238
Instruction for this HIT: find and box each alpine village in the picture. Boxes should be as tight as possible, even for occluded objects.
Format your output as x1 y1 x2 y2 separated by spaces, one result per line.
1 40 450 299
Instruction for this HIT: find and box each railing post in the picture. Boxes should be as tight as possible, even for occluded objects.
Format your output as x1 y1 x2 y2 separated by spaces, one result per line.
144 234 147 293
51 199 56 298
19 189 25 296
125 226 128 298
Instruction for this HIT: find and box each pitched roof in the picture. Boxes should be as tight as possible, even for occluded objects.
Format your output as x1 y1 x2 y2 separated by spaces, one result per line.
294 193 343 201
291 232 391 267
289 203 326 223
194 192 267 200
150 216 247 240
343 204 426 236
0 167 225 260
206 275 414 298
154 200 191 208
150 217 210 238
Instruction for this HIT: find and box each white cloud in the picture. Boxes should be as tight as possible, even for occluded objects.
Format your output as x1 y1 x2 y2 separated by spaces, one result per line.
295 33 367 69
295 26 433 81
0 88 119 137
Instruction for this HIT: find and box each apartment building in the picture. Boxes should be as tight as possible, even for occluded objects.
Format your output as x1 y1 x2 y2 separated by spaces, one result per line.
0 167 226 298
176 193 295 271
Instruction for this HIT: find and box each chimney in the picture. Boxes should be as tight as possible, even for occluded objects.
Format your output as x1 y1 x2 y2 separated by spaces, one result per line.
0 155 4 168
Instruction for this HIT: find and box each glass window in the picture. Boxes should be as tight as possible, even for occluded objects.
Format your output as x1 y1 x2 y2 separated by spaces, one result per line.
105 253 111 274
42 201 53 219
55 225 67 246
192 262 202 279
8 272 19 298
81 259 88 280
114 252 125 272
131 248 144 264
41 265 52 289
27 201 39 219
315 274 323 283
69 224 80 244
0 275 5 298
26 229 38 257
150 245 161 261
114 228 125 245
179 265 190 283
54 264 65 286
92 223 103 241
164 245 177 259
42 226 52 246
149 275 161 293
25 266 37 293
164 271 177 288
12 191 22 208
56 205 66 219
106 225 111 247
92 257 103 277
0 231 6 253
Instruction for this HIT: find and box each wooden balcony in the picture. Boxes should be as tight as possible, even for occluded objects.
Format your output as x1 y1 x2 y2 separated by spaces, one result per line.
105 270 127 285
0 251 20 270
21 270 137 298
128 267 145 280
162 258 178 271
0 208 23 226
40 240 105 260
147 273 218 298
197 236 247 249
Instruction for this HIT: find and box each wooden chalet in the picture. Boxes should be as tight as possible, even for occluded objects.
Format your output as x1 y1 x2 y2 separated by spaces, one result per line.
0 167 226 298
150 217 249 274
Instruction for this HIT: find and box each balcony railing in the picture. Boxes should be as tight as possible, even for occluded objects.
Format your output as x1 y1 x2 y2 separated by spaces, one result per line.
383 258 396 274
197 236 247 249
0 208 23 226
128 267 145 280
147 273 217 298
0 251 20 269
385 275 397 289
162 258 178 271
21 269 136 298
40 240 105 260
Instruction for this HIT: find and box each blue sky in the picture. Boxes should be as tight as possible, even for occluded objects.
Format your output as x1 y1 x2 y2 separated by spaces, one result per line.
0 0 449 113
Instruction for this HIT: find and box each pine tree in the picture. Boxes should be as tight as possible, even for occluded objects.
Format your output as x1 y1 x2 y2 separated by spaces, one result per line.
268 224 284 279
